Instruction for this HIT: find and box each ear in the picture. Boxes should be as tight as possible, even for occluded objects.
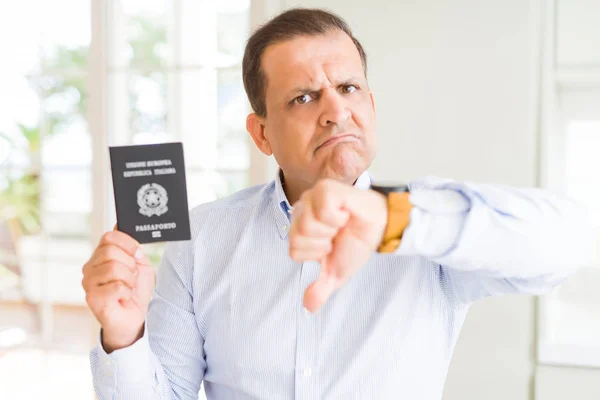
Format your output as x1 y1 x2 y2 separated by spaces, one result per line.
369 91 376 115
246 113 272 156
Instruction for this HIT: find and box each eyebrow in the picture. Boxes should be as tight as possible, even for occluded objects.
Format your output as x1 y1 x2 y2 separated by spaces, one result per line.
287 86 318 98
286 77 364 98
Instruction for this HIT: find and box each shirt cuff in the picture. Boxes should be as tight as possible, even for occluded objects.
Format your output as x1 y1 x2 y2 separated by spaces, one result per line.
96 327 154 384
396 188 470 257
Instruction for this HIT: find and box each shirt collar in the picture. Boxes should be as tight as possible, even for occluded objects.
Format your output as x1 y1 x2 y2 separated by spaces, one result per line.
271 168 372 238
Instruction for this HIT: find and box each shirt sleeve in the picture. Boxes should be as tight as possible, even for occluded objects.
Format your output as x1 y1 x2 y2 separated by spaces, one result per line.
395 177 600 304
89 239 206 399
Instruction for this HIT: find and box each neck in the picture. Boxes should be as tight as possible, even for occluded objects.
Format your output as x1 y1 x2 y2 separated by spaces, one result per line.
280 171 360 206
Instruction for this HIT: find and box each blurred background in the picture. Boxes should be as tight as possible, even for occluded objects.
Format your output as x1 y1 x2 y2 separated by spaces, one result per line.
0 0 598 399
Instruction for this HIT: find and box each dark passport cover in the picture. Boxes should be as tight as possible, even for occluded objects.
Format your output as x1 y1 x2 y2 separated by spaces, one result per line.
109 142 191 244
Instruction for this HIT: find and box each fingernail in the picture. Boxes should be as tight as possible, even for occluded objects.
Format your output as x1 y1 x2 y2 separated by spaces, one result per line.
133 267 138 275
134 247 144 260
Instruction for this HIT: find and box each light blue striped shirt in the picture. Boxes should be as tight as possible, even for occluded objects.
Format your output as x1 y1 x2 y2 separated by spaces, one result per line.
90 171 597 399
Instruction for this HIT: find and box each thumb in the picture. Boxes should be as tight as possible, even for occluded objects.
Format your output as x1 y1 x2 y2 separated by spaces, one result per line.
303 259 337 313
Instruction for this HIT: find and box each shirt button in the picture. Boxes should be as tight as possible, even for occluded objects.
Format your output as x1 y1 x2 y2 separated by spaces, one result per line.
282 225 288 232
303 367 312 377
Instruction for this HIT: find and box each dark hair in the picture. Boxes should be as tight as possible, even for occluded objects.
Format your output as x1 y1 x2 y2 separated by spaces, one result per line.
242 8 368 117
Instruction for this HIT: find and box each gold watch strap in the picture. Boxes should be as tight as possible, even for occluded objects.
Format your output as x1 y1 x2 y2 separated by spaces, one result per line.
378 191 413 253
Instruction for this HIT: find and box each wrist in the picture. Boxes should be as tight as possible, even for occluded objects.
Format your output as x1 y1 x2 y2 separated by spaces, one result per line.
101 325 145 354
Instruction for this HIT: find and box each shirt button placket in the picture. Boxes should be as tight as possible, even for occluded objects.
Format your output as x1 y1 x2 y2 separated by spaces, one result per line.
294 261 320 400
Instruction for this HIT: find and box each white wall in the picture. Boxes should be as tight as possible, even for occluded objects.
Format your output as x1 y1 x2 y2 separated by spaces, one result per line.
255 0 542 399
277 0 539 187
535 365 600 400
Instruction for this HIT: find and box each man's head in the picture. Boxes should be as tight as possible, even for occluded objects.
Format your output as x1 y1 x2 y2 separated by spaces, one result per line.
243 8 377 199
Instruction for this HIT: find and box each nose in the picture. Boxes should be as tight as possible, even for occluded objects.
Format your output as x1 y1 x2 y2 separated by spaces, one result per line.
318 88 351 127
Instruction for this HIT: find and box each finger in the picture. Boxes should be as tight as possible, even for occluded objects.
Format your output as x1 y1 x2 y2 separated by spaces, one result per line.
136 251 153 267
307 180 352 228
290 250 331 262
98 230 142 259
289 236 332 252
90 245 137 271
291 205 339 238
303 261 338 313
295 195 350 233
312 206 350 230
83 261 137 291
86 281 132 311
290 216 339 238
289 237 332 261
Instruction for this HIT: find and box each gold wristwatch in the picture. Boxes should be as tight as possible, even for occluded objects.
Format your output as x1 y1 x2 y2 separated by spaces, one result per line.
370 183 412 253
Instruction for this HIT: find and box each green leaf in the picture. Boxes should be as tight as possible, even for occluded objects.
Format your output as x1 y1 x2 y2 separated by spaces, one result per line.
0 173 41 235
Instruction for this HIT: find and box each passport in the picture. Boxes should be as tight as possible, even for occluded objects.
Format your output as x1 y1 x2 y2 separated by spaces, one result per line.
109 142 191 244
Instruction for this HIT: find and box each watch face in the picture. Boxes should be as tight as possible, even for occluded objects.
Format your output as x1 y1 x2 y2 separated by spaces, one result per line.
370 183 410 196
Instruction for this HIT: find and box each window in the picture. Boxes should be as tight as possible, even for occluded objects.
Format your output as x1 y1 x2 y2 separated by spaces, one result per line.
0 1 253 398
94 0 252 264
537 0 600 368
0 1 93 307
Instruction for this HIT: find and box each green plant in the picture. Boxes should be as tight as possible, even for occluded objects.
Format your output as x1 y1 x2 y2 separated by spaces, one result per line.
0 172 40 235
0 123 42 236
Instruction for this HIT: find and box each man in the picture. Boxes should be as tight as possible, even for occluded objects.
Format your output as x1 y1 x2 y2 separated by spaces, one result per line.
83 8 597 400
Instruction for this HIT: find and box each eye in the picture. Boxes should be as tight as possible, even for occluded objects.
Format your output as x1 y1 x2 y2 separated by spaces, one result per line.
293 93 315 105
340 84 357 94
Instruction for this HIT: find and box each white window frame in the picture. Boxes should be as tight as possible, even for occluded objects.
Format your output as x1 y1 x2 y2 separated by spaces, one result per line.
536 0 600 369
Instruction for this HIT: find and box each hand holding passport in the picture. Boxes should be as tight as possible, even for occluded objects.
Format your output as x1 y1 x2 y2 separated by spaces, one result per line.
109 142 191 244
82 142 191 354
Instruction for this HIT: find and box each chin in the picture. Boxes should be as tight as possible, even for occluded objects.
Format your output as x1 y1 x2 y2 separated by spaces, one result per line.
322 150 370 183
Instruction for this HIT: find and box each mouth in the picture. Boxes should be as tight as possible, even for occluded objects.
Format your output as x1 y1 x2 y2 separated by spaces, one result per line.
316 133 359 152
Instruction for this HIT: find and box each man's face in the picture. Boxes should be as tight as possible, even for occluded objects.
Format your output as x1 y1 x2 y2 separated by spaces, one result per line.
257 30 377 187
